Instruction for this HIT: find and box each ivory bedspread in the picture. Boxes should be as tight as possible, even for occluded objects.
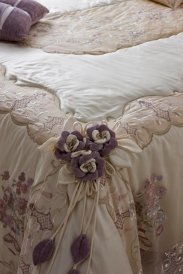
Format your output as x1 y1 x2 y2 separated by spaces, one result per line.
1 0 183 273
27 0 183 54
1 64 183 273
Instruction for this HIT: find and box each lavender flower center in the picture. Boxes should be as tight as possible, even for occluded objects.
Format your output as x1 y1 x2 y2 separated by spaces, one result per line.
80 159 97 173
64 134 80 152
92 130 111 144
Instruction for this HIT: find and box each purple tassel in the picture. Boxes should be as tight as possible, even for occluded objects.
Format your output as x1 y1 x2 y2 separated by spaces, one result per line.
71 234 90 264
68 269 79 274
33 238 55 265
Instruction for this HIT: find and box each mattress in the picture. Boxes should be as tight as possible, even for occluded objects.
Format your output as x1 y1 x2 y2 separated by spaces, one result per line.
1 1 183 274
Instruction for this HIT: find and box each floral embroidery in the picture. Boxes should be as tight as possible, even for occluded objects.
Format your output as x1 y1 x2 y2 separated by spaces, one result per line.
135 175 166 248
29 203 53 231
0 171 33 253
115 203 136 230
141 242 183 274
159 243 183 274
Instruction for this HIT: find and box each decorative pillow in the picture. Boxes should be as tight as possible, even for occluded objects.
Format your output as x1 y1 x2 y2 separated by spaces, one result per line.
0 3 32 41
151 0 183 8
0 0 49 25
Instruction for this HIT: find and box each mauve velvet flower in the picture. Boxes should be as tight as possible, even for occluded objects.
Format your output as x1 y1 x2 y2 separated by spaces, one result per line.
71 151 104 181
87 124 117 157
55 131 85 162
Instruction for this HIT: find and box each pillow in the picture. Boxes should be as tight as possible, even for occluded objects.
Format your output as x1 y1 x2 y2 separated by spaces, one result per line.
0 0 49 24
0 3 32 41
151 0 183 8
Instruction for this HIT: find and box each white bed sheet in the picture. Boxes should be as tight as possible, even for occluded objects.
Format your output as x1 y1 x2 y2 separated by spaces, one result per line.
0 33 183 122
37 0 119 13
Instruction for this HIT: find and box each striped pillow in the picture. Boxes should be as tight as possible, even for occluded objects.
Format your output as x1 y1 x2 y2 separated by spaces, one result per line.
0 2 32 41
151 0 183 8
0 0 49 25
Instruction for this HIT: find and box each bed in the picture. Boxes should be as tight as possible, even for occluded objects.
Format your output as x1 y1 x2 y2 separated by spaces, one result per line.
0 0 183 273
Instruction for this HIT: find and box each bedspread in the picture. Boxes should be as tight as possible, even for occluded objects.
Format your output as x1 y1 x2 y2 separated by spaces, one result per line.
1 64 183 273
27 0 183 54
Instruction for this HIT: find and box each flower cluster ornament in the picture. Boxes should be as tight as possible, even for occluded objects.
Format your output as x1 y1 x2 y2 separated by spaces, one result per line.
54 124 118 182
33 122 142 273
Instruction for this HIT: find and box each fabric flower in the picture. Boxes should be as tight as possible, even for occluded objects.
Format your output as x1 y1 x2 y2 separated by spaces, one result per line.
55 131 86 162
87 124 117 157
71 151 104 181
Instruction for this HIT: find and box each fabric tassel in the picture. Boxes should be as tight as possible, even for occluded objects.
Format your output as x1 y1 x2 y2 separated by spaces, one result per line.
33 238 55 265
71 234 90 264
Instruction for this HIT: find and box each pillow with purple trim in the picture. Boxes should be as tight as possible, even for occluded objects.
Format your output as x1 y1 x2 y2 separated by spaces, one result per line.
0 0 49 25
0 3 32 41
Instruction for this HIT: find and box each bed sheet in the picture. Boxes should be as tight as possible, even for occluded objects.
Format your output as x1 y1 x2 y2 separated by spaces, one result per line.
0 32 183 122
36 0 123 13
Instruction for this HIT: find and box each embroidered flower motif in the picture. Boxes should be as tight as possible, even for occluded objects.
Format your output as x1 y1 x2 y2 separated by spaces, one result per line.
15 198 28 215
87 124 118 157
55 131 86 162
3 187 13 205
71 151 104 181
0 199 6 213
1 171 10 181
136 175 167 248
0 171 34 253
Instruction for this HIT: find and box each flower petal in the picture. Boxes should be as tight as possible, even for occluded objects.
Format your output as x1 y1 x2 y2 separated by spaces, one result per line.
71 234 90 264
72 131 83 141
100 138 118 157
33 238 55 266
87 125 99 139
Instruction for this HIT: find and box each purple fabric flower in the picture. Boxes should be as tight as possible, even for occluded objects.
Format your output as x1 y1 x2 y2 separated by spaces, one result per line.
71 151 104 181
87 124 117 157
55 131 85 162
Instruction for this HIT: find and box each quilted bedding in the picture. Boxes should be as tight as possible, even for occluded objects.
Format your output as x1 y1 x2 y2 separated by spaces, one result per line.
1 0 183 273
27 0 183 54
